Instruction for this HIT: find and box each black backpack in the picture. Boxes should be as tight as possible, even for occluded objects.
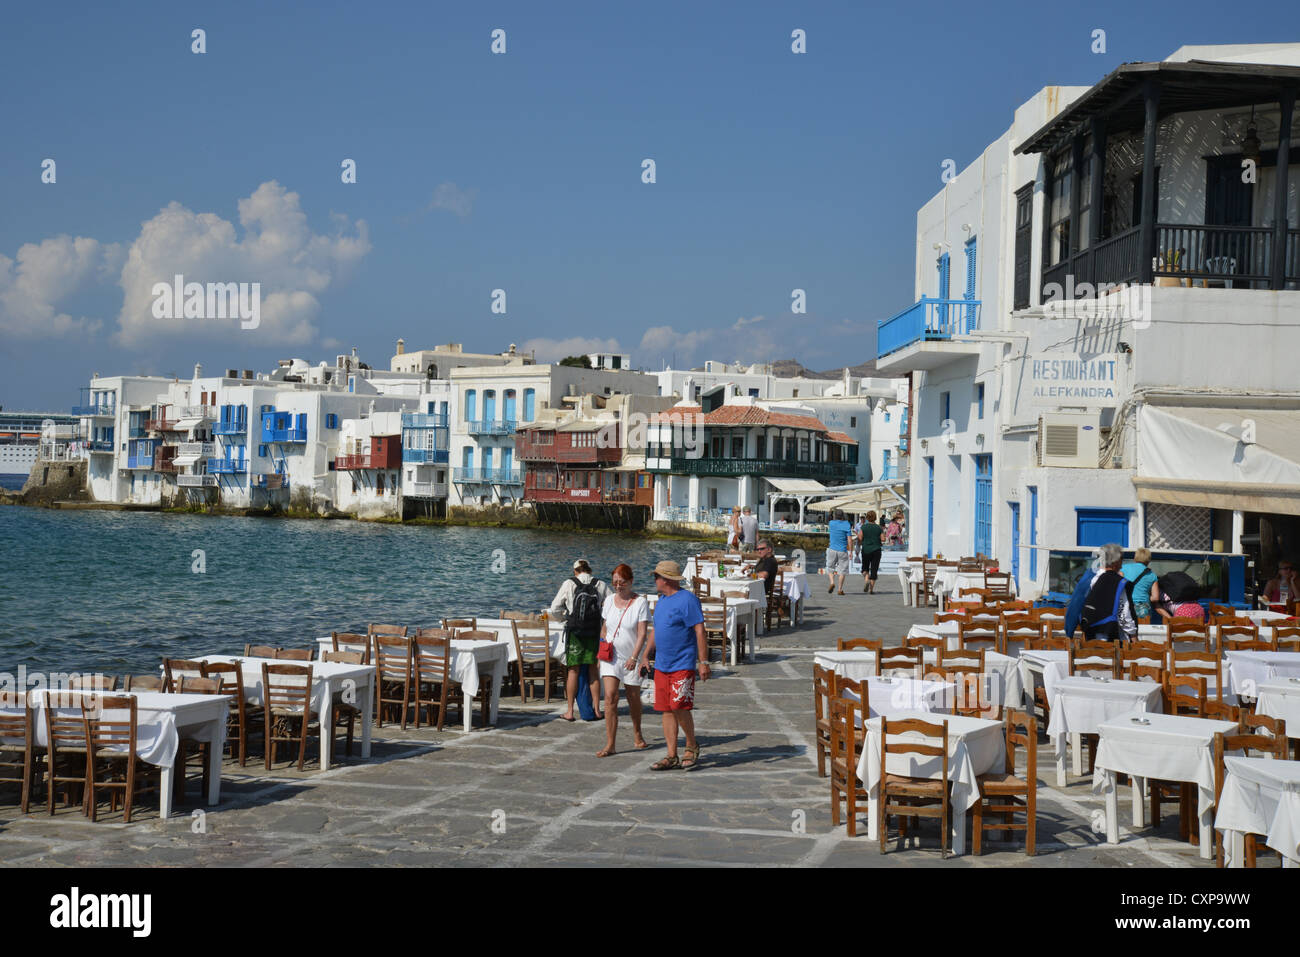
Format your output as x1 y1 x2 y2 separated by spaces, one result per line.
568 577 602 634
1080 572 1132 640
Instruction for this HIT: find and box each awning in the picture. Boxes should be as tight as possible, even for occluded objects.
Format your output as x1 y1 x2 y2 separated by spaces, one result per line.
173 416 203 430
172 454 201 467
765 478 827 495
1136 403 1300 515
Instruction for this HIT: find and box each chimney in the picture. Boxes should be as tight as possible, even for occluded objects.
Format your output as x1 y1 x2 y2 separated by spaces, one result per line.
226 369 237 378
397 338 405 355
193 363 202 379
243 370 253 380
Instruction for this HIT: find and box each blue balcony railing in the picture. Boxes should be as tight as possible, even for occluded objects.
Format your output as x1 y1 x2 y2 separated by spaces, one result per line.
213 420 247 436
88 440 114 452
467 419 517 436
403 412 449 429
403 448 450 464
208 458 248 474
262 426 307 443
877 465 902 482
877 298 981 358
126 454 154 469
453 467 523 483
73 403 116 417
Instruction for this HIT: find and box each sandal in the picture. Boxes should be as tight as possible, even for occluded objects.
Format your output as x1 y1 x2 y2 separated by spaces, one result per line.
632 739 650 751
681 745 701 771
650 755 681 771
596 748 616 758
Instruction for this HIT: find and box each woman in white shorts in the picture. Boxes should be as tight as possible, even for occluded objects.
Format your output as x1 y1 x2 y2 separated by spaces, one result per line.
596 562 651 757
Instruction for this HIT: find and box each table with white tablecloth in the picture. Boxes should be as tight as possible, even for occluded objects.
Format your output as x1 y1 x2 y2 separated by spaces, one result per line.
1255 679 1300 746
1216 755 1300 867
1047 676 1163 786
897 560 922 605
1241 609 1293 624
19 689 228 818
855 710 1005 855
1092 713 1238 859
838 675 955 719
817 647 1023 719
645 592 762 666
1224 650 1300 697
208 654 376 760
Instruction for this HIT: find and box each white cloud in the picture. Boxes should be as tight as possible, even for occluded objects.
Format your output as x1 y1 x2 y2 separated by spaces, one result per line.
428 182 477 219
0 236 123 338
520 335 623 362
116 181 370 346
636 314 865 372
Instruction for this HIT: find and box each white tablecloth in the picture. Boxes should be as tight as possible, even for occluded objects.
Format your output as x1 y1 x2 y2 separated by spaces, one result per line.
646 592 763 664
1018 649 1069 710
469 619 567 663
906 621 961 652
1047 677 1163 742
818 648 1022 718
1092 712 1238 858
840 676 954 719
897 560 921 605
1255 679 1300 740
1224 651 1300 697
856 710 1005 855
1216 756 1300 867
1242 609 1293 624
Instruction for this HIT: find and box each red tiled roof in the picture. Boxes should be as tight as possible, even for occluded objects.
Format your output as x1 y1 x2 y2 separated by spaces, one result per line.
649 405 702 423
825 431 858 445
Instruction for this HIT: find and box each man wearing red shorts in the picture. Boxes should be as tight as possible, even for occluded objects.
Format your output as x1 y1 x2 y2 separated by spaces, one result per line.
648 560 710 771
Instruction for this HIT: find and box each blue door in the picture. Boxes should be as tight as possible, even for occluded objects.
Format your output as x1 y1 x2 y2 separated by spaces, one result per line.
483 390 496 425
504 390 517 425
936 252 951 331
926 457 935 557
964 236 978 330
974 454 992 556
482 446 494 478
1009 502 1021 588
1028 486 1039 581
881 448 891 481
501 447 513 478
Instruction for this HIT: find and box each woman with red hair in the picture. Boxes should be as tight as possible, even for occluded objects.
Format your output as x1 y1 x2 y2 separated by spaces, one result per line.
596 562 651 757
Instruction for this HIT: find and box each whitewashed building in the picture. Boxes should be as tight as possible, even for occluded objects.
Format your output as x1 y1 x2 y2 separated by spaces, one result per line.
877 44 1300 596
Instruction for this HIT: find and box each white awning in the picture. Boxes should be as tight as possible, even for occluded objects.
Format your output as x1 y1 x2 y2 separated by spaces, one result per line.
765 478 827 495
1136 403 1300 515
173 416 203 430
172 454 200 467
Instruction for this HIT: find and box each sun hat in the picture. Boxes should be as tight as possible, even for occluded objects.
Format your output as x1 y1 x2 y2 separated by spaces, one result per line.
653 560 685 582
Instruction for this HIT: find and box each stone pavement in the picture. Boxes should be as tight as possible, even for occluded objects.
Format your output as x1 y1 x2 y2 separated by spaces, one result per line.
0 575 1225 867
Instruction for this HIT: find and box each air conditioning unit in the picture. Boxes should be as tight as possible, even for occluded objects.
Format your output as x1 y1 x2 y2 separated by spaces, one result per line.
1037 411 1101 468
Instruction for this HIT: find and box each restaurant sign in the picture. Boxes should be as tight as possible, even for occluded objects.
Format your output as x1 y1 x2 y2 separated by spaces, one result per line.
1029 353 1118 407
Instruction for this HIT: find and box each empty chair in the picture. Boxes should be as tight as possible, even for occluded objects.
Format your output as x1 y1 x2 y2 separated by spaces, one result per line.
174 677 220 803
828 696 868 836
936 649 989 718
321 651 366 756
83 695 161 823
1027 633 1070 651
972 709 1038 855
1272 624 1300 652
262 663 321 771
0 692 35 813
1169 650 1224 701
1068 640 1118 678
919 560 942 607
454 630 499 642
412 634 455 731
274 648 314 661
245 644 277 658
1165 618 1210 652
934 611 967 625
691 576 712 598
69 675 117 692
1219 623 1274 652
700 596 730 664
877 647 922 679
878 716 951 854
766 570 792 630
1001 613 1039 656
1164 673 1207 718
500 610 543 622
1206 603 1235 619
1120 641 1167 677
122 675 163 692
202 660 260 767
905 633 945 653
43 693 90 816
958 619 999 653
813 664 836 778
442 618 477 634
985 572 1013 599
163 658 206 693
837 638 882 652
373 635 415 729
511 621 556 704
1213 725 1288 867
331 631 371 664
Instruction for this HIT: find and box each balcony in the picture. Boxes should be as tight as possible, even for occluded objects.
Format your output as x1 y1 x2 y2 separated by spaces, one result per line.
179 405 215 421
453 468 523 484
556 442 621 465
336 453 379 470
254 474 287 489
177 441 216 458
262 426 307 443
467 419 517 436
73 403 116 417
125 454 154 469
657 456 856 482
877 298 981 363
177 474 217 488
88 440 114 453
876 464 903 482
403 412 449 428
402 447 449 465
155 449 178 473
516 433 557 461
405 481 448 499
146 417 178 432
213 419 247 437
208 458 247 474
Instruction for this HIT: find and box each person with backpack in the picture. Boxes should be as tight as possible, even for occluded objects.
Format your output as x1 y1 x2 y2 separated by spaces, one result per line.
1120 547 1159 621
550 559 612 722
1076 543 1138 641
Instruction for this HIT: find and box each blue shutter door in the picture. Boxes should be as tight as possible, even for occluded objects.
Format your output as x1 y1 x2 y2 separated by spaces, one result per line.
1076 508 1131 547
1028 487 1039 580
937 253 951 331
524 389 535 422
926 457 935 557
465 390 476 422
964 237 977 330
974 454 992 556
504 391 517 423
1009 502 1021 588
483 391 496 424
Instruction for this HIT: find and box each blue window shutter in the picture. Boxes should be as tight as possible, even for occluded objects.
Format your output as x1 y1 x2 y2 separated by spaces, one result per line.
938 253 950 299
964 238 977 300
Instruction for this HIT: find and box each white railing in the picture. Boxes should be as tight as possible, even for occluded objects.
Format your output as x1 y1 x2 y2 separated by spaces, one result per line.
177 474 217 488
177 441 217 457
180 405 215 420
405 482 448 499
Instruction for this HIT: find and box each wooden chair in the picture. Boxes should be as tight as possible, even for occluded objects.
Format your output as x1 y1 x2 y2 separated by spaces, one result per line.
766 571 792 630
412 634 455 731
1207 603 1235 619
1121 641 1167 675
163 658 206 693
1164 673 1207 718
331 631 371 664
442 618 477 634
123 675 163 692
1001 613 1039 656
905 634 945 653
828 696 868 836
323 651 364 664
262 663 321 771
972 709 1037 855
958 619 998 653
454 630 498 642
1125 663 1166 685
83 695 162 823
877 647 922 679
275 648 314 661
960 587 996 603
174 676 220 804
878 716 951 854
1221 632 1276 652
813 664 836 778
1147 673 1206 842
1202 697 1241 723
368 624 408 653
957 558 982 573
201 661 261 767
938 647 985 672
374 635 415 729
1165 618 1211 652
1068 641 1119 678
1169 650 1224 701
43 693 90 816
0 692 35 813
321 652 365 756
245 645 277 658
692 576 712 598
985 572 1013 599
511 621 556 703
1213 726 1289 867
70 675 116 691
1272 624 1300 652
500 610 543 622
919 560 942 607
837 638 882 652
701 596 730 664
1027 633 1069 651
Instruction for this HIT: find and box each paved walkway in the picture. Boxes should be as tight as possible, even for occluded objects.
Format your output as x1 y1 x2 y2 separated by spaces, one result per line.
0 576 1222 867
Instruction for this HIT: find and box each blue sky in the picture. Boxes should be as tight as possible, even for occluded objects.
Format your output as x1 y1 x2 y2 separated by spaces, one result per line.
2 0 1297 409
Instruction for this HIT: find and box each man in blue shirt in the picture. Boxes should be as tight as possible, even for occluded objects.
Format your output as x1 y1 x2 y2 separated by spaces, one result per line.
648 560 710 771
826 510 853 596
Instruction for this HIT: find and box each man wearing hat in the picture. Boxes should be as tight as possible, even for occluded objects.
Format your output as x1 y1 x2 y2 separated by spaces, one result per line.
550 558 611 721
648 560 710 771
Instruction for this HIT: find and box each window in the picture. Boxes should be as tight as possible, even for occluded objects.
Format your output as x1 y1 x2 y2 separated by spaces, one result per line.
1046 149 1073 267
792 389 799 398
748 388 760 398
937 251 950 299
523 389 535 422
258 444 268 457
325 413 338 429
756 435 765 459
731 436 744 458
1013 183 1033 310
976 383 984 419
940 391 951 426
964 236 977 301
465 389 477 423
377 473 385 494
884 412 890 423
799 437 810 461
1076 507 1132 547
850 417 857 428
